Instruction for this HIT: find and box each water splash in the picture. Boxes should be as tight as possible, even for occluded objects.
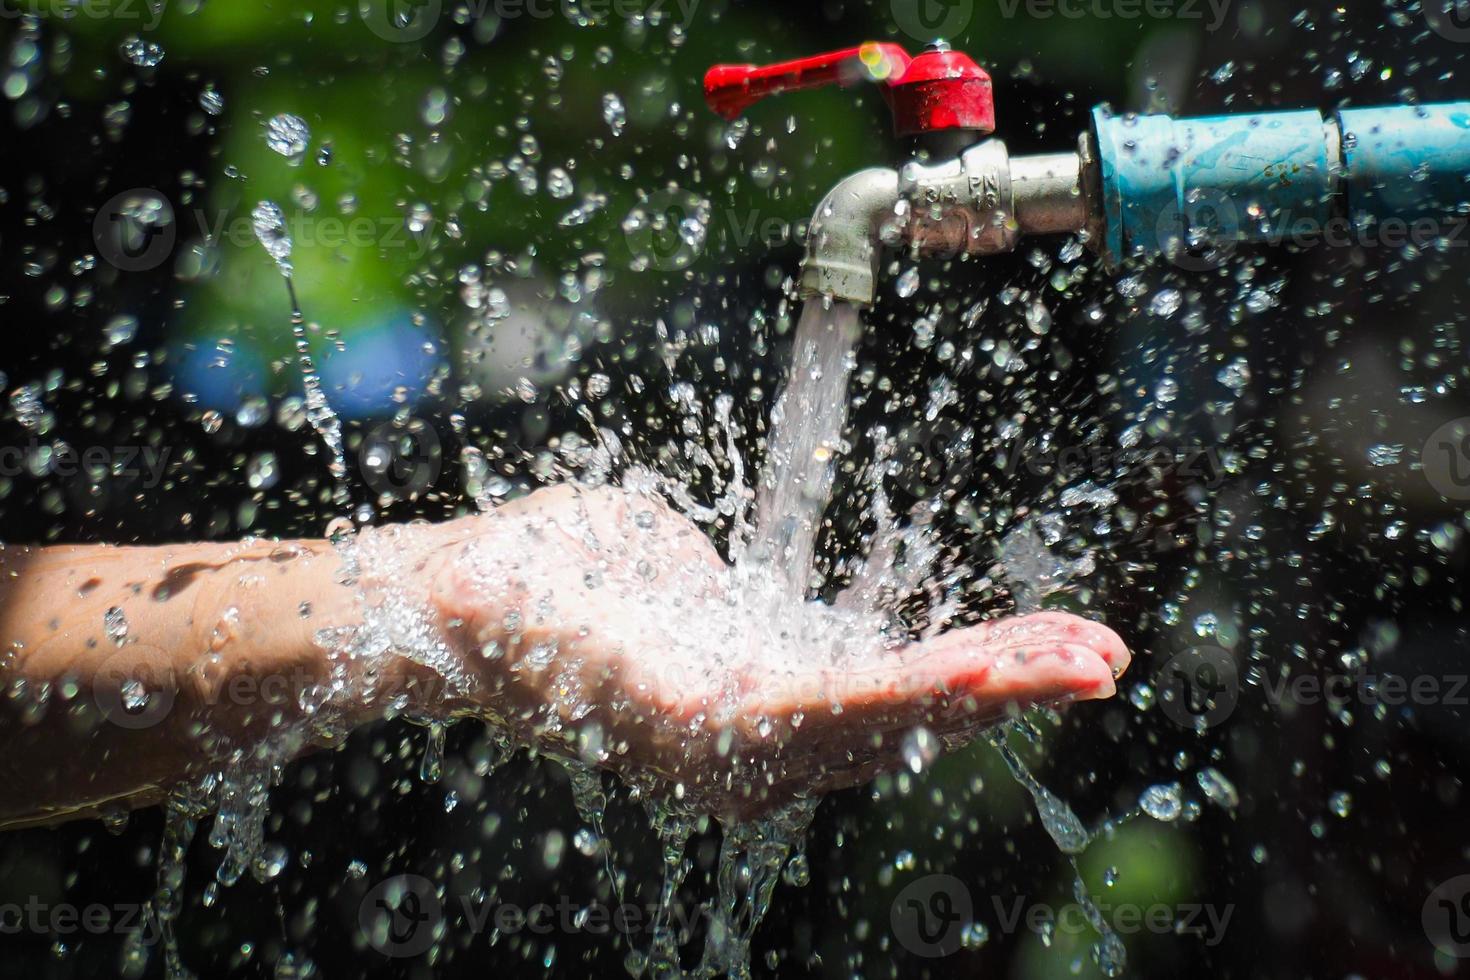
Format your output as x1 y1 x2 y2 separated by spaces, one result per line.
991 727 1128 977
697 798 818 980
145 790 209 980
155 297 1109 977
250 201 349 508
991 728 1092 855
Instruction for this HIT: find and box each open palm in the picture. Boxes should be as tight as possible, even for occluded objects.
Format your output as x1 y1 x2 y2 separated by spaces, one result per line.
419 484 1130 818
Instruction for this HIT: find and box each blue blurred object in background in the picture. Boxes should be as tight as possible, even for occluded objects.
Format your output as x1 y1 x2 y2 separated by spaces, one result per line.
317 310 444 420
171 337 269 416
171 310 443 420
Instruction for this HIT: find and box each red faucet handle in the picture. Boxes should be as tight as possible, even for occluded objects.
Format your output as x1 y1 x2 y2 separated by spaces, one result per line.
704 43 913 120
703 42 995 138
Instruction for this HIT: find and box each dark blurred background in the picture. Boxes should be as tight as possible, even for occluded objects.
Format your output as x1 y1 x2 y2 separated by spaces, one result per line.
3 0 1470 977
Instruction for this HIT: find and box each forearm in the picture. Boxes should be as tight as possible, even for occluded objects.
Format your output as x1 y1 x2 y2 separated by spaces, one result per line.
0 534 375 829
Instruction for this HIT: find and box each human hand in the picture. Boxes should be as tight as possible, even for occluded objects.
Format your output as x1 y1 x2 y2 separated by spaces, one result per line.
414 484 1131 818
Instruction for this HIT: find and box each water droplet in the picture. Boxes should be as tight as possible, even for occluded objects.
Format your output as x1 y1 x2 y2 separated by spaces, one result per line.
1216 356 1251 395
251 201 293 273
1196 767 1239 809
1149 288 1182 317
253 841 289 881
119 36 164 68
1139 782 1183 821
104 606 129 645
419 722 447 783
542 829 565 871
547 167 574 199
901 726 939 774
957 921 989 948
264 113 310 162
895 267 920 298
121 679 149 711
199 85 224 115
781 852 810 887
104 314 138 349
1367 443 1403 467
602 93 626 135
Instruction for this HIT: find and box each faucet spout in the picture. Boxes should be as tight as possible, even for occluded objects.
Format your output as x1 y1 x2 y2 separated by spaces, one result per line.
799 167 902 307
799 144 1094 307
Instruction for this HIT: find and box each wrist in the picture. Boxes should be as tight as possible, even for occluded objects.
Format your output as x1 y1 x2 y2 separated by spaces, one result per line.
329 518 486 722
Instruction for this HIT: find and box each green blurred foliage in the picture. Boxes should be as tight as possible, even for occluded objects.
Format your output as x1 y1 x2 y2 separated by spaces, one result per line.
31 0 1157 370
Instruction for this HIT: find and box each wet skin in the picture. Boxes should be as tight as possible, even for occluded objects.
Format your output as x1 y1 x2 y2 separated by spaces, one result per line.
0 484 1130 828
414 484 1131 817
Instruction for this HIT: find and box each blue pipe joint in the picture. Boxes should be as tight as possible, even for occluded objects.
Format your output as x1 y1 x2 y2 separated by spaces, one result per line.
1336 104 1470 228
1092 105 1335 265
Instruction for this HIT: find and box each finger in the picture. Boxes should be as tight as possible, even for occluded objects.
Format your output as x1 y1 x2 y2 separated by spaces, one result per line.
743 611 1130 739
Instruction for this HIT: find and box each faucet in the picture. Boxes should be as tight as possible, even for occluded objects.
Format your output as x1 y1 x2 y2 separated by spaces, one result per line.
704 41 1470 305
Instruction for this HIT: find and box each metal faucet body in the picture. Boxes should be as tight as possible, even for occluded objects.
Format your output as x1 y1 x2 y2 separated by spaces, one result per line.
801 138 1093 305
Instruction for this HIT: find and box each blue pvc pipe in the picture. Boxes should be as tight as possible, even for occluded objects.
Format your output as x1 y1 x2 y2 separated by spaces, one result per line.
1337 104 1470 222
1092 101 1470 263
